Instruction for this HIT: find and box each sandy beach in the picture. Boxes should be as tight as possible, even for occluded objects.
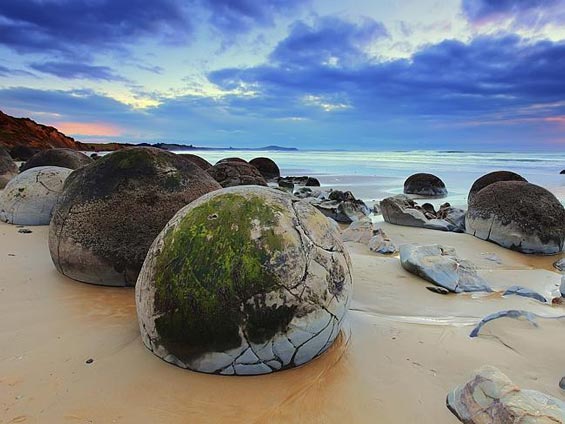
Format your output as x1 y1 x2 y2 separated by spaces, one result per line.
2 218 563 424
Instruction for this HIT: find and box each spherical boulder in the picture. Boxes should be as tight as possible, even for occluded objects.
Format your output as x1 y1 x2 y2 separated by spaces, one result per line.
49 147 221 287
208 161 267 187
179 153 212 170
466 181 565 254
21 148 93 171
9 145 37 161
136 186 352 375
403 173 447 197
217 157 247 164
249 157 280 180
0 147 18 188
0 166 72 225
468 171 527 203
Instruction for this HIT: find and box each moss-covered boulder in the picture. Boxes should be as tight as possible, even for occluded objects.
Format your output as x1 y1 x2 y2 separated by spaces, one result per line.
466 181 565 254
49 147 221 287
249 157 280 180
403 173 447 197
21 148 92 171
179 153 212 170
208 161 267 187
0 166 72 225
136 186 352 375
468 171 527 203
0 146 18 188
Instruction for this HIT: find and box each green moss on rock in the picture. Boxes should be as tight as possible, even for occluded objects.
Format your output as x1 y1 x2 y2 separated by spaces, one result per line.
153 193 294 361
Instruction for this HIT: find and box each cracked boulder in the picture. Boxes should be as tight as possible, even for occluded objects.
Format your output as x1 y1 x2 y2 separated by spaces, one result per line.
381 195 465 232
466 181 565 254
208 161 268 188
447 365 565 424
0 166 72 225
399 244 491 293
136 186 352 375
403 173 447 197
308 190 370 224
249 157 280 181
0 146 18 188
49 147 221 287
468 170 527 203
21 148 93 172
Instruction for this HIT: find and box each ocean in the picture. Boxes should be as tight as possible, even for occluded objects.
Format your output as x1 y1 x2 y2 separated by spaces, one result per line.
181 150 565 207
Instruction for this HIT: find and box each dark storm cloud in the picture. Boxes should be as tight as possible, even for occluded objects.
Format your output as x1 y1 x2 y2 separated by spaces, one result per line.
30 62 128 82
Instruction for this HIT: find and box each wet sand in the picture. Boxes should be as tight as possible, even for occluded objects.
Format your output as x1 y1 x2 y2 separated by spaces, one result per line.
1 221 564 423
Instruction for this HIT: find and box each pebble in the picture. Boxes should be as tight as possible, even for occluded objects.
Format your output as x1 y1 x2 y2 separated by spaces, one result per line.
18 229 32 234
85 358 94 364
426 286 450 295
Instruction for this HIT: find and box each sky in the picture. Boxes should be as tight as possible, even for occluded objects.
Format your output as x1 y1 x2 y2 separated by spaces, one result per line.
0 0 565 151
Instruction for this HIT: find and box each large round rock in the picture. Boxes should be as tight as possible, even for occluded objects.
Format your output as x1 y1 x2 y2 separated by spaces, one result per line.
179 153 212 170
49 147 221 287
0 146 18 188
0 166 72 225
21 148 93 171
136 186 352 375
468 171 527 203
249 157 280 180
403 173 447 197
208 161 267 187
466 181 565 254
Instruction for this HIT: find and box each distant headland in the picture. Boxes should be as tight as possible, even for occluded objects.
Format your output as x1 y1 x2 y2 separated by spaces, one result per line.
0 110 297 154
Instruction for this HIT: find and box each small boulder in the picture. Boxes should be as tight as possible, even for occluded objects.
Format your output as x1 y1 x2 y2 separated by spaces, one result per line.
249 157 280 180
554 258 565 272
368 229 398 254
403 173 447 197
466 181 565 254
468 170 527 203
49 147 221 287
341 219 373 244
179 154 212 170
0 146 18 188
447 366 565 424
309 191 369 223
21 148 93 171
560 170 564 175
399 244 491 293
278 176 320 187
0 166 72 225
135 186 352 375
208 161 267 188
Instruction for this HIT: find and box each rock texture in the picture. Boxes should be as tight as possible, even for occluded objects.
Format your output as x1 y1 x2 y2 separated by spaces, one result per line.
341 219 374 244
178 154 212 170
447 366 565 424
208 161 267 188
136 186 352 375
249 157 281 181
554 258 565 272
468 170 527 203
0 146 18 188
21 148 93 171
403 173 447 197
309 191 370 223
49 147 221 287
399 244 491 293
381 195 465 232
368 229 398 254
466 181 565 254
0 166 72 225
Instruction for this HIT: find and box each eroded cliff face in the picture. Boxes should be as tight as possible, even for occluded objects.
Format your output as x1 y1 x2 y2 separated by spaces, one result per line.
0 110 83 151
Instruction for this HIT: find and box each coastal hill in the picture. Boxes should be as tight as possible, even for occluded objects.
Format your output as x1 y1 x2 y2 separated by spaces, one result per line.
0 110 297 154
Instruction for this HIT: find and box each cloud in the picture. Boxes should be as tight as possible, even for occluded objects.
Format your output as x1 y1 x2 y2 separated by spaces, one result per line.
30 61 128 81
0 64 35 77
462 0 565 27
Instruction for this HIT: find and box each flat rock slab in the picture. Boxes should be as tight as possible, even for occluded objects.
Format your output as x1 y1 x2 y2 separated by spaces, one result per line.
399 244 492 293
447 365 565 423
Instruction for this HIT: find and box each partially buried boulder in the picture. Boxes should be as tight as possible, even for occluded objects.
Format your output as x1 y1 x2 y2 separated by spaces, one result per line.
447 366 565 424
179 153 212 171
49 147 221 287
403 173 447 197
136 186 352 375
0 146 18 188
21 148 93 171
468 170 527 203
466 181 565 254
249 157 280 180
0 166 72 225
399 244 491 293
207 160 267 187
